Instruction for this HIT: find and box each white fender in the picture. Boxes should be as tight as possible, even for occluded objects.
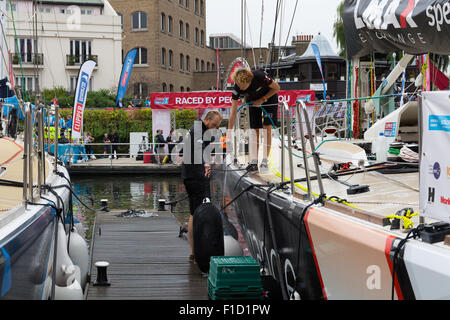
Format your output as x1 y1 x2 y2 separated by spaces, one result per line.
67 227 89 289
224 235 243 256
55 221 77 287
54 279 83 300
74 221 85 238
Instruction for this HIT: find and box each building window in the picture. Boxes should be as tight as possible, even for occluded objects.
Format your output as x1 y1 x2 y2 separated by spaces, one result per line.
185 23 189 41
161 48 166 67
186 55 190 72
15 38 38 64
194 0 199 14
195 58 199 71
162 83 167 92
134 82 148 98
69 39 92 64
185 0 189 9
169 84 174 92
160 13 166 32
201 60 204 71
186 87 190 92
180 86 184 92
132 11 147 30
118 13 123 30
206 62 210 71
212 63 215 71
134 47 148 65
200 30 204 46
179 54 184 71
6 3 17 11
15 75 39 93
200 0 204 16
178 0 183 6
179 20 184 38
168 50 173 69
168 16 173 34
195 28 199 44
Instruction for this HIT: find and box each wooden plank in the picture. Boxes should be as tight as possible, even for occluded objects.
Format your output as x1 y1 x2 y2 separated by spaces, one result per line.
86 210 208 300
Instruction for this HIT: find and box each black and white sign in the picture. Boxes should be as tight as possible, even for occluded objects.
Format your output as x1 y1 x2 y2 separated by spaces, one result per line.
343 0 450 58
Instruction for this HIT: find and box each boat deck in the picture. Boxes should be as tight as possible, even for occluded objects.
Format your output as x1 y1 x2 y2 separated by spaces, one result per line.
0 137 43 214
86 209 208 300
234 135 425 230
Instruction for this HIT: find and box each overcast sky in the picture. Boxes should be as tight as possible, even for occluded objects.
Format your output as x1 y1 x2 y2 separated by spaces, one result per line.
206 0 343 53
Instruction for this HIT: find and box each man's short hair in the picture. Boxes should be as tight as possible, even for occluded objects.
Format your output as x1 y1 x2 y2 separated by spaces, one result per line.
204 110 223 121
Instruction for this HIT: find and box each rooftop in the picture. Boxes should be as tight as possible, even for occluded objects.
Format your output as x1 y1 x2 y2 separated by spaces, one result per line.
40 0 104 6
298 33 340 60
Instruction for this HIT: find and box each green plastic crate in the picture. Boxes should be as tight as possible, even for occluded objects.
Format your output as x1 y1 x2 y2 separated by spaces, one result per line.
208 256 262 291
208 279 263 300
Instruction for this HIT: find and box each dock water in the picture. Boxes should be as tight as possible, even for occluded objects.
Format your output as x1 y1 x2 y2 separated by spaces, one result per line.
86 209 208 300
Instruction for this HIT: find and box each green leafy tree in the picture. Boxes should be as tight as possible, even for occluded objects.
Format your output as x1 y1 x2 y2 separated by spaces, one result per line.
333 1 346 58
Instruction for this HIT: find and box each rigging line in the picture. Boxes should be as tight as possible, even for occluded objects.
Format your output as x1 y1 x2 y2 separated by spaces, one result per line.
258 0 264 64
52 3 70 89
283 0 299 49
244 0 256 69
266 0 282 74
8 0 25 101
276 0 284 77
35 2 55 88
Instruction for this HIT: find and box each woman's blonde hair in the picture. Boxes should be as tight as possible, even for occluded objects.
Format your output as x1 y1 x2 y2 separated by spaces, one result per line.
231 68 253 86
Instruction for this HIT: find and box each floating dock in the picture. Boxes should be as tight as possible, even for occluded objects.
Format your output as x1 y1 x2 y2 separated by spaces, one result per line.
86 209 208 300
67 158 181 175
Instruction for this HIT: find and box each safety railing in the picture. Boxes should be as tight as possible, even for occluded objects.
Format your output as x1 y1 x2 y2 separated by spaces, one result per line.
295 99 325 199
53 141 225 168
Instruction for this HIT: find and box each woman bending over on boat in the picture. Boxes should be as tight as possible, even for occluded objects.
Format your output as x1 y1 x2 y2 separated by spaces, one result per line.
227 68 280 172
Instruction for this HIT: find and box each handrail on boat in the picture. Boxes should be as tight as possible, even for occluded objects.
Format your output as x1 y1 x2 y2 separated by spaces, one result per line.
280 102 296 195
296 100 325 199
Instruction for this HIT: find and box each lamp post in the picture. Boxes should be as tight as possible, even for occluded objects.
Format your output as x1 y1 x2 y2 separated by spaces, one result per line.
220 62 224 91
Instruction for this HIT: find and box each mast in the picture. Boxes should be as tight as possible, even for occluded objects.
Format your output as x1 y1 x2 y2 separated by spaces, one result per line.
0 0 7 80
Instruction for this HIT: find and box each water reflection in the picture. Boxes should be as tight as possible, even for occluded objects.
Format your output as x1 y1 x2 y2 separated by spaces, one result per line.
72 174 223 242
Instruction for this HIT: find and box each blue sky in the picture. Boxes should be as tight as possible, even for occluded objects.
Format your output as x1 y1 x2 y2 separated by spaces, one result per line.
206 0 343 53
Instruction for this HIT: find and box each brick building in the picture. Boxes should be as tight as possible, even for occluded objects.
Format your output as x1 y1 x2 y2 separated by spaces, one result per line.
109 0 217 97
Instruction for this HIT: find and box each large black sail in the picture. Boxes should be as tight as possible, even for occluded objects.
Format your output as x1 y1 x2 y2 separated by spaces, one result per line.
343 0 450 58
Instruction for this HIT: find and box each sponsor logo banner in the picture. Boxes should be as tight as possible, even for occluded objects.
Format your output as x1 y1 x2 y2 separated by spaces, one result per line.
150 90 315 110
420 91 450 223
343 0 450 58
429 115 450 132
71 60 96 139
116 49 137 105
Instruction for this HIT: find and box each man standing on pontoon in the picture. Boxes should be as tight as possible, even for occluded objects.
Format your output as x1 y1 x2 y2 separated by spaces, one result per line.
182 110 223 262
227 68 280 172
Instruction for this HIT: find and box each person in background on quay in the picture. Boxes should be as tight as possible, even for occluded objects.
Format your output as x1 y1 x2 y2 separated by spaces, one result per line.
111 130 120 159
66 115 73 131
145 96 151 108
59 116 66 130
132 95 141 108
228 68 280 172
166 128 175 163
84 131 95 159
103 133 111 158
220 131 227 156
155 129 166 164
182 110 223 262
116 98 124 109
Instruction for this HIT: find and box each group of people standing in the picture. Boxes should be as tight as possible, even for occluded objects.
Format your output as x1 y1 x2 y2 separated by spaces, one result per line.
115 95 151 109
153 128 177 164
